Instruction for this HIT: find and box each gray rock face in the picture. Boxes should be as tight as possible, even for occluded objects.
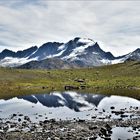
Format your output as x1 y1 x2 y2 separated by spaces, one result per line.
125 48 140 61
18 58 78 69
28 42 64 60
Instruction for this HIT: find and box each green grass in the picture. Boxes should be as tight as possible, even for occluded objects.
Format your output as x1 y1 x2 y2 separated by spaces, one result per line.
0 61 140 99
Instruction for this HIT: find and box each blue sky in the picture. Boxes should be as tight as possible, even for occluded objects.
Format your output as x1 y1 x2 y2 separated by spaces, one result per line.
0 0 140 56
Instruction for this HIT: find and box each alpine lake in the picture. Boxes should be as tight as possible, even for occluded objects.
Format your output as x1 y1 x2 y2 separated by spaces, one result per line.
0 91 140 140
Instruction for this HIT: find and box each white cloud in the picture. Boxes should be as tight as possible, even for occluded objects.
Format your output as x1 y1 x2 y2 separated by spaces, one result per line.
0 1 140 56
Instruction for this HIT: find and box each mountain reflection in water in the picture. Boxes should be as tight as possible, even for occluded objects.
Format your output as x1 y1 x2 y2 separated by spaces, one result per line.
18 92 106 112
0 91 139 122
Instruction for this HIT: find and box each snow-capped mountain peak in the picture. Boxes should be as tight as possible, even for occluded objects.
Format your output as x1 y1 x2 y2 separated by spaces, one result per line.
0 37 139 68
78 37 95 45
62 37 96 61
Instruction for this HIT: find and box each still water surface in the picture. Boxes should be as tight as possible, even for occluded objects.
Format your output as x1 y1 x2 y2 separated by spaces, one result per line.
0 91 139 121
0 91 140 139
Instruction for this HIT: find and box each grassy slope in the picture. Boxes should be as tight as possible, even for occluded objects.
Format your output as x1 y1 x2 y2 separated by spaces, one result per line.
0 61 140 99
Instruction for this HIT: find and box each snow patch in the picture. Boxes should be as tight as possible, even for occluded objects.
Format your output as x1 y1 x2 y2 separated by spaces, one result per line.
111 58 124 64
62 39 95 60
100 59 111 64
78 38 95 44
100 58 124 65
92 52 98 55
0 57 38 67
45 48 66 59
58 45 66 51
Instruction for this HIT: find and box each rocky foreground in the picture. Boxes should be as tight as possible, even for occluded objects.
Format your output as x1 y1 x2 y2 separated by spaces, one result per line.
0 117 140 140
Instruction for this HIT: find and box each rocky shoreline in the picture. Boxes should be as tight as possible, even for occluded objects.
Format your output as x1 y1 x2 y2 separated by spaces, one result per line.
0 117 140 140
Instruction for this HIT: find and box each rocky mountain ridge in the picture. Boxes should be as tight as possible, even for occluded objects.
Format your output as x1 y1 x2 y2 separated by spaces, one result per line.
0 37 139 69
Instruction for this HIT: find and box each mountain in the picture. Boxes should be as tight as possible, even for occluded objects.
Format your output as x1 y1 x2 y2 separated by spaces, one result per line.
124 48 140 61
0 46 38 67
29 42 64 60
0 37 139 68
58 37 115 66
18 58 79 69
0 46 38 59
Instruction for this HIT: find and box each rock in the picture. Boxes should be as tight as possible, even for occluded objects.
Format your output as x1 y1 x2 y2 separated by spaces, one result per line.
104 137 111 140
39 121 43 126
89 137 97 140
11 113 17 119
111 111 125 115
64 85 79 90
0 113 139 139
54 137 60 140
74 79 85 83
80 85 86 89
18 114 23 116
12 113 17 117
77 119 85 123
135 132 139 134
50 119 56 123
24 116 30 122
135 107 139 110
10 123 16 128
105 124 112 131
22 121 27 127
89 125 97 130
3 125 9 132
133 136 140 140
6 121 10 124
91 116 97 119
18 118 21 122
44 120 49 124
133 127 137 131
120 114 128 118
95 108 98 111
100 127 107 136
30 126 36 132
110 106 115 110
38 115 43 117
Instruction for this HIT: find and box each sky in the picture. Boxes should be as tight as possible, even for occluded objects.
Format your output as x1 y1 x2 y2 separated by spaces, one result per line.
0 0 140 56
